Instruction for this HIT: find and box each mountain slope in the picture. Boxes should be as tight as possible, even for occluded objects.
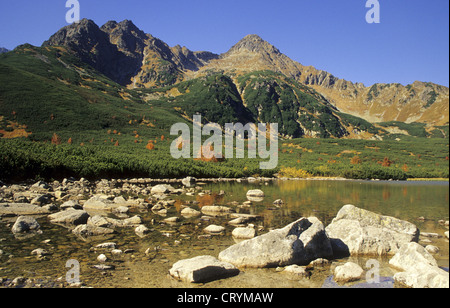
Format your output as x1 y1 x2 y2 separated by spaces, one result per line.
141 70 385 139
0 44 185 143
42 20 449 128
193 34 449 127
43 19 219 88
0 48 9 54
0 19 446 143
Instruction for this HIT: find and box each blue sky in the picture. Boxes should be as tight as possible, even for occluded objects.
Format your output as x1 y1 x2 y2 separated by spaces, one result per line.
0 0 448 87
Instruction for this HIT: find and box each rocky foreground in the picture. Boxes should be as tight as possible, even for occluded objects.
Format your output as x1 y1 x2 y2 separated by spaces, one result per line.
0 177 449 288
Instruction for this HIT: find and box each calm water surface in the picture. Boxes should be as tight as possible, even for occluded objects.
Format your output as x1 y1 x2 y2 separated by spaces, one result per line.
0 179 448 288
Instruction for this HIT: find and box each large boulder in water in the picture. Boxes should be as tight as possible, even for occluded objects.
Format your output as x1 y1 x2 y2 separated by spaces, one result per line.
325 204 419 257
218 217 333 268
11 216 40 234
390 242 449 288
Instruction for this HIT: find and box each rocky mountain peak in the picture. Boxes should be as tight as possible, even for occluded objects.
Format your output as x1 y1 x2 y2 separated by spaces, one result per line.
42 18 106 50
0 47 9 54
38 20 448 126
225 34 281 56
101 19 146 38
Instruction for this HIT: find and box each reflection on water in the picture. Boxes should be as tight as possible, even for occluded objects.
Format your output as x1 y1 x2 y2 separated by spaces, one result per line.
0 179 448 288
199 180 449 228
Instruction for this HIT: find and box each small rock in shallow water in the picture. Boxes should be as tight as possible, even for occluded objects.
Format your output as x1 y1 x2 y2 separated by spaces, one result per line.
204 225 225 234
425 245 440 254
31 248 51 257
283 265 311 278
92 264 115 271
246 189 264 198
111 249 123 256
11 216 40 234
334 262 364 283
97 254 108 263
135 225 151 237
169 255 239 283
232 227 256 239
95 242 117 250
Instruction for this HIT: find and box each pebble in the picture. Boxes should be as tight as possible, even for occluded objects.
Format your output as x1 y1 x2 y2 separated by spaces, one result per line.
425 245 440 254
92 264 115 271
97 254 108 263
204 225 226 234
95 242 117 250
111 249 123 256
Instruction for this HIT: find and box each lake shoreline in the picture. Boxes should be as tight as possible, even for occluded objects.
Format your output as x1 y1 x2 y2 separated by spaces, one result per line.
2 175 449 189
0 177 448 288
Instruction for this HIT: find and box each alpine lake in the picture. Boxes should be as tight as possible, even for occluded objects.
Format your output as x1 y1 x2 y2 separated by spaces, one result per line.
0 178 448 288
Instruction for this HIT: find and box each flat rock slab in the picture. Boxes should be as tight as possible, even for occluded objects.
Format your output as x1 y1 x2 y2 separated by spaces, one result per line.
169 255 239 283
48 209 90 226
83 196 121 212
201 206 234 217
325 204 419 257
0 203 52 216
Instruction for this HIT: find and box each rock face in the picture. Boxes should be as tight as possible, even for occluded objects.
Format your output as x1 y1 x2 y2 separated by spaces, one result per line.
389 242 449 288
43 19 219 87
325 204 419 257
169 255 239 283
218 217 333 268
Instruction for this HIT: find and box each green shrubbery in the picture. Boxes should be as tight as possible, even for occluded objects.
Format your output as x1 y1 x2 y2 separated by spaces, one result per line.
0 136 448 182
0 138 276 182
278 138 449 180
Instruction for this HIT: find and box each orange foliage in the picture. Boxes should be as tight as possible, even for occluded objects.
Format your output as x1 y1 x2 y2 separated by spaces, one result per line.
146 141 155 150
381 157 392 167
195 144 225 162
402 164 409 172
51 133 61 145
351 156 362 165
